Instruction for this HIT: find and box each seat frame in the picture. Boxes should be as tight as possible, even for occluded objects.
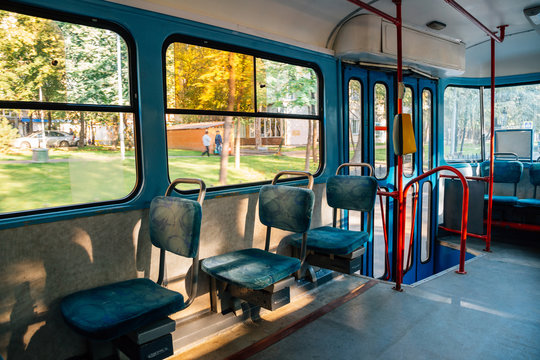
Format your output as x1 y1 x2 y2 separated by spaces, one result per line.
61 178 206 360
207 171 313 313
292 163 375 275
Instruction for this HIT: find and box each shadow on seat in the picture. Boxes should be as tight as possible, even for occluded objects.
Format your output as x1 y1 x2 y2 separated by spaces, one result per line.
61 178 206 359
201 171 314 312
284 163 378 276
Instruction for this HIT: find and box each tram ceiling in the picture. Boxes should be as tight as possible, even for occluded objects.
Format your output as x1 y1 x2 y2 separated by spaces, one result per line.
107 0 540 75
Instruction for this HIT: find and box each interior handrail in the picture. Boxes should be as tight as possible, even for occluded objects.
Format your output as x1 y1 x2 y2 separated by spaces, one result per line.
397 166 469 290
494 152 519 161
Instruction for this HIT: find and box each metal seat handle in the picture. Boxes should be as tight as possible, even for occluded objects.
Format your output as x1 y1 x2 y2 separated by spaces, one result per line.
336 162 374 176
165 178 206 204
271 171 314 190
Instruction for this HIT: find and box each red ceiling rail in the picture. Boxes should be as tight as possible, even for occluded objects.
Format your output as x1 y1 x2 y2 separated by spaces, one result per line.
444 0 508 252
347 0 400 25
443 0 507 42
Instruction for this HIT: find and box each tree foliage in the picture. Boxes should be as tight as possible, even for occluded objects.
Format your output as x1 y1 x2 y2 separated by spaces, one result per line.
0 10 131 147
0 10 66 102
0 117 19 152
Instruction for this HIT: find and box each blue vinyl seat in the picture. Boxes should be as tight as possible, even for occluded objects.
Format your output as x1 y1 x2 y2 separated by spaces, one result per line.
284 163 378 275
202 172 314 313
61 179 205 343
480 160 523 205
202 175 314 291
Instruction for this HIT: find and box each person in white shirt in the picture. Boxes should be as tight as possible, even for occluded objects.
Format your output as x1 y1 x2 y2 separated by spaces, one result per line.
201 130 211 156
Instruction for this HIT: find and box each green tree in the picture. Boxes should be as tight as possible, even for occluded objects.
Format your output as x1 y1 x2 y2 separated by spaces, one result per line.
57 22 129 147
0 10 66 133
0 117 18 152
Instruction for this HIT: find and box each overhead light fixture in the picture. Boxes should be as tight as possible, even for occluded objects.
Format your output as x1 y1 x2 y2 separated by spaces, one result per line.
524 5 540 26
426 20 446 30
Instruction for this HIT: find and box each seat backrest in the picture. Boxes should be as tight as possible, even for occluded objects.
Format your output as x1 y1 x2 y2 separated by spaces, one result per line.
480 160 523 184
529 163 540 186
149 196 202 258
258 185 314 233
326 175 378 212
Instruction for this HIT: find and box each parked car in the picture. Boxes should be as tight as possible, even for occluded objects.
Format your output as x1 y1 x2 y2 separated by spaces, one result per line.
12 131 79 149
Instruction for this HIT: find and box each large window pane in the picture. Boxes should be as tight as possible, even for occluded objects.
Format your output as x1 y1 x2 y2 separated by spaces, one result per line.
403 87 414 176
165 44 254 111
374 83 388 178
164 41 321 190
0 10 130 105
0 9 137 216
256 59 318 116
349 79 362 167
422 89 432 172
483 83 540 160
444 87 482 161
1 109 136 213
166 115 319 187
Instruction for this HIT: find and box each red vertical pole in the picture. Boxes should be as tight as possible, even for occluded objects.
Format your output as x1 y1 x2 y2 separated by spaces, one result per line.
485 37 495 252
393 0 405 291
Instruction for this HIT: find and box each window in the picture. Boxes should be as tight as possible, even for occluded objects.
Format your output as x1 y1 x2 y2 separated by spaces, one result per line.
374 83 388 179
373 188 388 279
444 87 482 161
164 40 320 189
403 189 415 271
483 83 540 161
0 9 137 215
420 181 432 263
422 89 432 172
403 87 414 176
349 79 362 169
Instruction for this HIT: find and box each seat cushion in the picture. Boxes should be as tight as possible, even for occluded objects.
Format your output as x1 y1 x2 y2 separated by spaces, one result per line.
285 226 369 255
259 185 314 233
516 198 540 208
201 248 300 290
326 176 378 212
61 278 184 340
484 195 519 205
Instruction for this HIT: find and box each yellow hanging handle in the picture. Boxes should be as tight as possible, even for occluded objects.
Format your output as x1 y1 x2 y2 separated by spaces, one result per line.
393 113 416 155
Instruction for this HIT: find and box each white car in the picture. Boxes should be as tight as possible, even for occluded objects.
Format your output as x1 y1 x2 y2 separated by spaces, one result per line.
13 131 79 149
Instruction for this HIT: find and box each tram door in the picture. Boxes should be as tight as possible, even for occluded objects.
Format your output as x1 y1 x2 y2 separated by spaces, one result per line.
344 64 437 283
401 77 437 284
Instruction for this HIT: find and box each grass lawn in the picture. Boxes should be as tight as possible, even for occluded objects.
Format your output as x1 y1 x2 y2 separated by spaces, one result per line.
0 147 319 213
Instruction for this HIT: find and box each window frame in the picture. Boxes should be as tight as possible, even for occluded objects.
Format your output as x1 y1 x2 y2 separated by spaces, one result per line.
161 34 325 192
0 3 141 219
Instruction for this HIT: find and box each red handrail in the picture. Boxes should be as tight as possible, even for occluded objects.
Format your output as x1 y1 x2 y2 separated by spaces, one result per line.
397 166 469 290
443 0 507 43
443 0 507 253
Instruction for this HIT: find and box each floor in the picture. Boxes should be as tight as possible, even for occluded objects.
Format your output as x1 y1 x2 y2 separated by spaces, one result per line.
173 240 540 360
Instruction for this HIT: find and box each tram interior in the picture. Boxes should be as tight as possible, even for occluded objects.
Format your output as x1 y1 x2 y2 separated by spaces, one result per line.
0 0 539 359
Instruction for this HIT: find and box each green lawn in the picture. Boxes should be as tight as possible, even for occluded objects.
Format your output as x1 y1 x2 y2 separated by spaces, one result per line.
0 148 319 213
